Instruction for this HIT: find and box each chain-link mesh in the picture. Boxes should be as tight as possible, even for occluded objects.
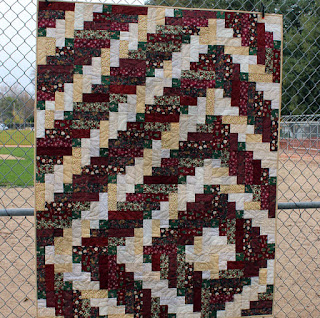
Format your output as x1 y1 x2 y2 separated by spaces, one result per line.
0 216 35 318
1 209 318 318
1 0 319 207
275 208 320 317
0 0 319 317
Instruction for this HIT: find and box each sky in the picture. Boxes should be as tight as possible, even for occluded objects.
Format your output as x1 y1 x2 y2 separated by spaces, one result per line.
0 0 144 96
0 0 37 95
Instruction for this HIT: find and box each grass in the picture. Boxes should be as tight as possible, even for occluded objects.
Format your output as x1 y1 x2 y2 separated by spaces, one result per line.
0 129 34 145
0 147 34 187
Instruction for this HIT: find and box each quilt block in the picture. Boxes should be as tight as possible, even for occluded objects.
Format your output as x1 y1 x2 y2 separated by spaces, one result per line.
35 1 282 317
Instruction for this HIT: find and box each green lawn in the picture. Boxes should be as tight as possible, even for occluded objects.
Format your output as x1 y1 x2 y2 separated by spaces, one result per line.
0 129 34 145
0 147 34 186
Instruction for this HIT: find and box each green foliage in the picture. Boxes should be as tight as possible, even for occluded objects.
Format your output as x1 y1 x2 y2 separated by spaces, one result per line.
282 0 320 115
0 86 35 125
0 96 17 124
145 0 320 115
12 107 24 125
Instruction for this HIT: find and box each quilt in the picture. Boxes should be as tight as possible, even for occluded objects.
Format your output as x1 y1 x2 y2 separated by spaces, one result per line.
35 1 282 317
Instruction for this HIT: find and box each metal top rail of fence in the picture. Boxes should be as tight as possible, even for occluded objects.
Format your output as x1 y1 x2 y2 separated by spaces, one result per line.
281 114 320 122
2 201 320 217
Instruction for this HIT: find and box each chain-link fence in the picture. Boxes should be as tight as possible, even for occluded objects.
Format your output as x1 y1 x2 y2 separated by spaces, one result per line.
0 0 319 317
0 216 35 318
1 209 319 318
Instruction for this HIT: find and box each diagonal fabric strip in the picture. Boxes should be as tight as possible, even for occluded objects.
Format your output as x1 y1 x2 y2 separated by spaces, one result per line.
35 1 283 317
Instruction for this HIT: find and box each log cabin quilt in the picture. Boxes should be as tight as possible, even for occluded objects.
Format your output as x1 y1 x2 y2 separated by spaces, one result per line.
35 1 282 317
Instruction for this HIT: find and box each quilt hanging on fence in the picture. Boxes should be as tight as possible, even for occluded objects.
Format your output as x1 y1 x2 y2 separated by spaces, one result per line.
35 1 282 317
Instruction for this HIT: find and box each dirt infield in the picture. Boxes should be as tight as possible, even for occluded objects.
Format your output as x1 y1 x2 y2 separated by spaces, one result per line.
0 216 36 318
278 151 320 203
0 151 319 317
0 145 33 148
0 154 25 160
0 187 34 209
275 151 320 316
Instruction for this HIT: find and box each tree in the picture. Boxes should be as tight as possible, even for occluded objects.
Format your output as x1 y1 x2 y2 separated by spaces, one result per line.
282 0 320 115
0 84 34 126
